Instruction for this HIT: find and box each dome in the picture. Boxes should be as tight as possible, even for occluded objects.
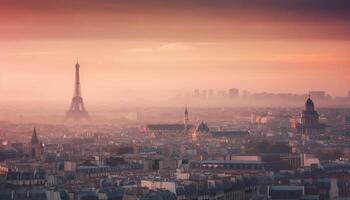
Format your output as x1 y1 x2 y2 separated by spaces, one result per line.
305 98 315 111
195 121 210 133
306 98 314 107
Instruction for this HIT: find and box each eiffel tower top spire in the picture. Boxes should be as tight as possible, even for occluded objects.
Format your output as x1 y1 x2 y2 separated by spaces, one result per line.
74 59 81 97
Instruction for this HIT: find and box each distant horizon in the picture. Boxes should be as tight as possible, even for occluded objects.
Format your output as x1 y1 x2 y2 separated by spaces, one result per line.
0 85 348 103
1 1 350 103
0 90 348 110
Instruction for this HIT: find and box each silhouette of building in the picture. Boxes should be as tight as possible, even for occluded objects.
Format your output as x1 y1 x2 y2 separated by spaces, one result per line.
301 98 320 139
65 61 90 121
30 128 43 160
309 91 326 100
6 171 46 186
229 88 239 98
192 121 210 141
184 107 189 134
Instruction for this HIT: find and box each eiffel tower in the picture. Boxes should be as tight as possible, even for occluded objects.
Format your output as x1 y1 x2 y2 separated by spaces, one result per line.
65 61 90 121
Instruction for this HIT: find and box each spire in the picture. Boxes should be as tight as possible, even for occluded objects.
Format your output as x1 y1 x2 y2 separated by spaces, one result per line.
31 128 39 144
74 60 81 97
184 106 189 122
75 58 80 68
184 106 189 133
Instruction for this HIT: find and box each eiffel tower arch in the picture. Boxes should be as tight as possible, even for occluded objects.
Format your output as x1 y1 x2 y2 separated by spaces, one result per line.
65 61 90 121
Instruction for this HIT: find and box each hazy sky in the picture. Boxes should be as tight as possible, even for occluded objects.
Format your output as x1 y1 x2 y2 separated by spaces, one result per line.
0 0 350 102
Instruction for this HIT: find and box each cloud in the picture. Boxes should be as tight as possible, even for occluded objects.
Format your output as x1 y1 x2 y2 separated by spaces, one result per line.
2 0 350 13
1 0 350 40
128 42 195 53
158 43 194 51
127 48 153 52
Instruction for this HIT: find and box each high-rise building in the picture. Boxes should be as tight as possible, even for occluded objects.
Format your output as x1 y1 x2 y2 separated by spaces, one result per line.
217 90 227 97
301 97 320 139
229 88 239 98
309 91 326 100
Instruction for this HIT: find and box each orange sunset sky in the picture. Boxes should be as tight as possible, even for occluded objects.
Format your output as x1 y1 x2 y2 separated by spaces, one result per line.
0 0 350 103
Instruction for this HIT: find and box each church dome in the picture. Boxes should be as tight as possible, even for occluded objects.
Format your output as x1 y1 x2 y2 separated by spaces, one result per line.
306 98 314 107
305 98 315 111
195 121 210 133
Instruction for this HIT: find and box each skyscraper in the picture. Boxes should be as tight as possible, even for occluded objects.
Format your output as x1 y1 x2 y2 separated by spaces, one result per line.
309 91 326 100
228 88 239 98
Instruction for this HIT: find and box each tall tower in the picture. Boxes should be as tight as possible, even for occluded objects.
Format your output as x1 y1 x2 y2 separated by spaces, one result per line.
65 61 90 121
301 97 319 140
184 106 189 134
30 128 43 160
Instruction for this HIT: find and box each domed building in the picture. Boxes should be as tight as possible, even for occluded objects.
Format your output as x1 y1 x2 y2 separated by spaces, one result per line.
301 97 320 139
192 121 210 141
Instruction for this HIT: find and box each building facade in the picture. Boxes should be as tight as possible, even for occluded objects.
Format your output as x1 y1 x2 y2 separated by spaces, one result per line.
301 98 320 140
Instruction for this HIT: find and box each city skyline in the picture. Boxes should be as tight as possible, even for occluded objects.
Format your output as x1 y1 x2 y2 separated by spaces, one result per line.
0 57 349 103
1 0 350 103
2 2 350 199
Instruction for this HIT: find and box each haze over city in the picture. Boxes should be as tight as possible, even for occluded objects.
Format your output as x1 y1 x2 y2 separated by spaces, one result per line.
1 0 350 106
1 1 350 200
